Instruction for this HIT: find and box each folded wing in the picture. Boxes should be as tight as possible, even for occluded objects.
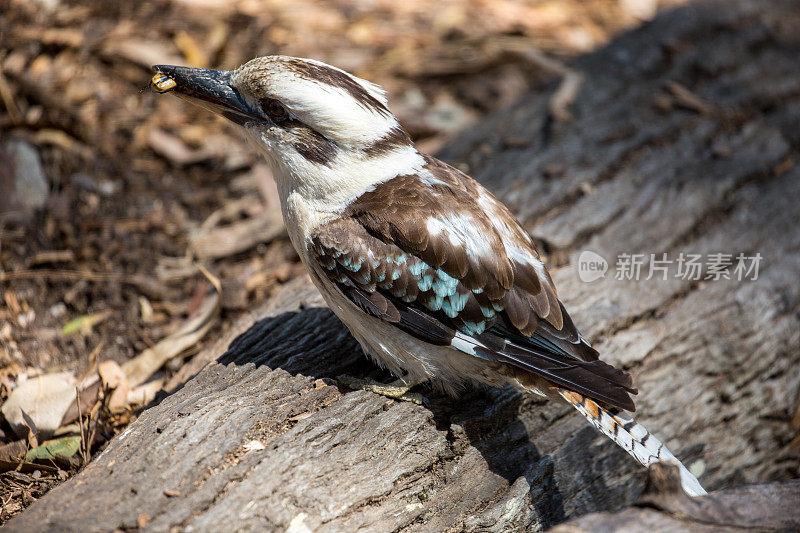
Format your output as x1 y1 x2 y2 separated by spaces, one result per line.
311 157 636 410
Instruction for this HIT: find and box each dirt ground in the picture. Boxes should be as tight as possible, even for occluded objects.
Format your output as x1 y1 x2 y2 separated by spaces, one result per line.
0 0 686 523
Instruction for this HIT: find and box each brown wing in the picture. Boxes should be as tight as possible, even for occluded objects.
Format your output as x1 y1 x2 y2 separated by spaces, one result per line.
311 217 489 338
310 211 635 410
346 154 597 361
310 154 636 409
345 161 512 300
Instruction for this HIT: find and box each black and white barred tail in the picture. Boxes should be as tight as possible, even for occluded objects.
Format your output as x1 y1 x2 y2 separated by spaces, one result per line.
558 388 706 497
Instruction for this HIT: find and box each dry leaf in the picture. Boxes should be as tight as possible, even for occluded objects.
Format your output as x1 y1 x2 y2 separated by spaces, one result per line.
62 311 111 336
19 409 39 449
33 129 92 159
126 378 165 408
243 440 265 451
0 458 58 475
1 372 77 438
59 380 101 427
139 296 154 324
206 21 230 57
25 435 82 461
4 290 21 316
99 360 132 412
0 440 27 462
98 360 126 390
107 383 132 413
121 291 219 388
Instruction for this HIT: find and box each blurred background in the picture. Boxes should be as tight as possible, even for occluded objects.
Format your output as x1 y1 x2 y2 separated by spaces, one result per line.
0 0 687 521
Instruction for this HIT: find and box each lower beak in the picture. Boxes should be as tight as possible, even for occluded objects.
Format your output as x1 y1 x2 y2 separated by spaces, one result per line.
150 65 258 126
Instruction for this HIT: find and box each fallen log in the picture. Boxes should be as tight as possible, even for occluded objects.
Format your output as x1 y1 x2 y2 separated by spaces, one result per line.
553 463 800 532
9 0 800 530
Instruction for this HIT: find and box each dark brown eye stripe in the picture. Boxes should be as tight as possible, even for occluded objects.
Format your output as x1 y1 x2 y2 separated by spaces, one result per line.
257 96 336 165
290 122 336 165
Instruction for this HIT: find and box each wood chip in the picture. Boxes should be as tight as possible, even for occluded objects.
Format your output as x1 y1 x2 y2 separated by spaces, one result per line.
148 128 211 167
191 211 285 260
137 513 151 528
28 250 76 266
667 81 716 116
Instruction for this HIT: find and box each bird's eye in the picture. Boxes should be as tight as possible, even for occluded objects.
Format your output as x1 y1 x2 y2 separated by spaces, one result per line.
261 98 289 122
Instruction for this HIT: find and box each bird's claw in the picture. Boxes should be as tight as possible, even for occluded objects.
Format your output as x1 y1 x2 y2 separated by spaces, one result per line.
337 375 426 405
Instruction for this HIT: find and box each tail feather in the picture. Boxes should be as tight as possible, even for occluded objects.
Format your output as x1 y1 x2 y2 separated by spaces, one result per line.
558 388 706 497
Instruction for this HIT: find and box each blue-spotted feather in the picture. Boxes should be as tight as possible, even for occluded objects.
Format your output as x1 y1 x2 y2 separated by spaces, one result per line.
311 218 494 338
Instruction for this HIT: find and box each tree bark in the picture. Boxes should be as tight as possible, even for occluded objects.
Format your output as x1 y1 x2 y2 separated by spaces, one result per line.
10 0 800 530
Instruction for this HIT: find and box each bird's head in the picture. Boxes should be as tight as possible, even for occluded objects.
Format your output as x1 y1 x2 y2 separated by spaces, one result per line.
152 56 418 205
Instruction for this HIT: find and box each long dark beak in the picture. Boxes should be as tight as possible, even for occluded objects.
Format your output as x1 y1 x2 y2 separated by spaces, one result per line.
151 65 259 126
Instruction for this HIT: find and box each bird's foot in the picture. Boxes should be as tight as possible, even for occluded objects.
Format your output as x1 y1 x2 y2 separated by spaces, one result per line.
337 375 426 405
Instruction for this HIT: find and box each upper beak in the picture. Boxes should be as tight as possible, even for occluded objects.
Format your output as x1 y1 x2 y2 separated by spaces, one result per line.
150 65 258 126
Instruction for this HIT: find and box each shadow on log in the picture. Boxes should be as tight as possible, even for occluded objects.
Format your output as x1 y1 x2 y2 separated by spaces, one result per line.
9 0 800 530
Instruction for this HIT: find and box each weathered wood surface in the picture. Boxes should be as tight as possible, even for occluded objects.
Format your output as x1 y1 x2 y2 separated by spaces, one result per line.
10 0 800 530
552 464 800 532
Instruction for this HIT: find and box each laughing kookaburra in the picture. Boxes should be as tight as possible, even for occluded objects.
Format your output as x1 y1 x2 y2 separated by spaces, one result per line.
150 56 706 496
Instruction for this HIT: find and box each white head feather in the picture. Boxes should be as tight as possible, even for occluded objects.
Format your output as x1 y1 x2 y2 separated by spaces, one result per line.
229 56 423 214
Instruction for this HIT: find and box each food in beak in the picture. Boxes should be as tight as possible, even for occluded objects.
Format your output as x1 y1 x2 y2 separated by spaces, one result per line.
151 73 177 93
